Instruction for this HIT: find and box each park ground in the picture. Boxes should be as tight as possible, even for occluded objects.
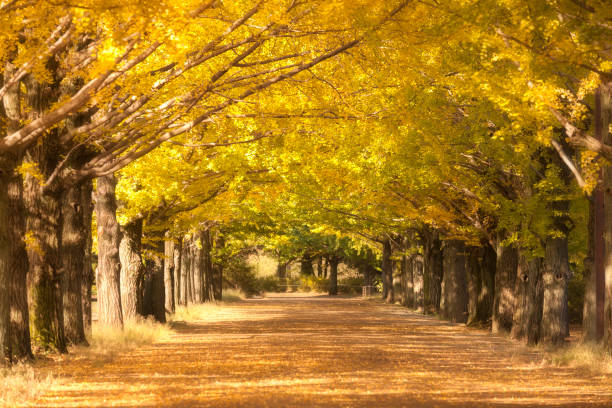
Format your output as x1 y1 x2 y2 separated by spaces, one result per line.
8 293 612 407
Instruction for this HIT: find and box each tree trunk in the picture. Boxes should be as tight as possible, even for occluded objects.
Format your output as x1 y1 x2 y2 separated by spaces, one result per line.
81 180 93 336
191 232 204 303
300 255 314 276
541 233 570 345
441 240 468 323
61 182 88 345
317 256 323 277
179 237 189 306
323 257 328 278
277 261 287 280
119 218 145 321
0 170 11 364
511 253 543 345
95 174 123 328
201 229 215 302
23 172 67 353
328 257 339 296
7 164 32 360
401 237 414 308
413 253 424 313
466 246 481 326
598 81 612 352
212 234 224 301
423 229 442 313
164 237 175 314
173 239 182 308
146 248 166 323
492 235 518 334
381 238 394 303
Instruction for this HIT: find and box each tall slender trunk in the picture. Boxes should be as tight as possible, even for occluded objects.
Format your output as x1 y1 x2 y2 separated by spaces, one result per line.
202 229 215 302
0 170 11 364
598 81 612 351
8 164 32 360
328 257 339 296
401 236 414 308
492 235 518 334
164 236 175 314
583 197 598 340
423 228 442 313
179 237 189 306
173 239 182 308
382 238 394 303
95 174 123 328
192 231 204 303
317 256 323 277
441 240 468 323
511 252 544 345
145 240 166 323
81 180 94 336
413 253 424 312
61 182 87 345
119 218 145 321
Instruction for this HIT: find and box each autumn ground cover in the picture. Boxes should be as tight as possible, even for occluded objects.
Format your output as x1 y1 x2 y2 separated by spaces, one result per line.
9 293 611 408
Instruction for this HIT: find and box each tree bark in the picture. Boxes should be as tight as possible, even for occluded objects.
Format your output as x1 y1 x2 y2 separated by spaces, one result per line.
173 239 182 308
423 228 442 313
598 81 612 352
81 180 94 336
400 236 414 308
164 236 175 314
146 247 166 323
191 231 204 303
541 233 570 344
24 171 66 353
466 245 496 326
119 218 145 321
212 233 224 301
583 194 598 341
413 253 424 313
202 229 215 302
441 240 468 323
95 174 123 328
382 238 394 303
492 235 518 334
328 257 339 296
7 163 32 360
0 169 11 364
179 237 189 306
300 255 314 276
61 182 87 345
511 253 543 345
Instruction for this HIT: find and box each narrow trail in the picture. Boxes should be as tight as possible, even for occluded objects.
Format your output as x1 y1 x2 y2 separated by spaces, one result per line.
30 294 612 407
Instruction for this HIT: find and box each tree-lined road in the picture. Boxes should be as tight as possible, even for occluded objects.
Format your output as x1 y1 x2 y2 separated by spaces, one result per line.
31 294 612 407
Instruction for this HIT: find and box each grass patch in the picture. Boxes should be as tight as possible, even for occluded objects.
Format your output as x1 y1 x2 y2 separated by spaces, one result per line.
0 363 56 407
222 288 244 302
170 292 244 322
543 342 612 374
87 318 174 355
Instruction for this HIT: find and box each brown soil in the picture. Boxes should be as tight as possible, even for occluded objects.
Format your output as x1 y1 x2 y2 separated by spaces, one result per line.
27 293 612 407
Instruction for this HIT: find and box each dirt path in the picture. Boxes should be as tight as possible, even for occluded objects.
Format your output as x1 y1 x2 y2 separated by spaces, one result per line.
29 294 612 407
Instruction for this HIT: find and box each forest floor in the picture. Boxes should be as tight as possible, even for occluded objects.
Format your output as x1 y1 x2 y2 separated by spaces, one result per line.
22 293 612 407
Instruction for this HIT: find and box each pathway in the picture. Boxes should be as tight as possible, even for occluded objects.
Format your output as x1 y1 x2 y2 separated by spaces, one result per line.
30 293 612 407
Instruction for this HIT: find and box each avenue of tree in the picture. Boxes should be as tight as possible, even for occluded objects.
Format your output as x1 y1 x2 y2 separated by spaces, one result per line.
1 0 612 365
